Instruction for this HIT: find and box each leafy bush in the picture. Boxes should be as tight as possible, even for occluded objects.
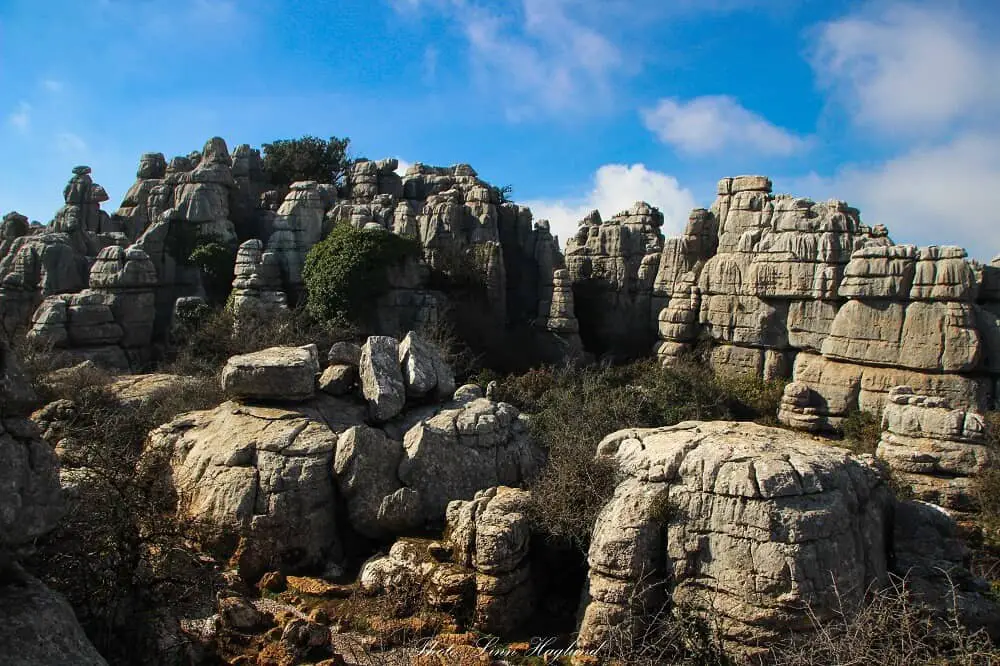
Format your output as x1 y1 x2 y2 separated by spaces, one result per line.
302 224 422 325
262 135 351 186
840 410 882 455
188 240 236 304
492 360 785 551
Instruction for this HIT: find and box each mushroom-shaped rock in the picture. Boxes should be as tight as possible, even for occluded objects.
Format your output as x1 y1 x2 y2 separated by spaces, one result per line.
221 345 320 402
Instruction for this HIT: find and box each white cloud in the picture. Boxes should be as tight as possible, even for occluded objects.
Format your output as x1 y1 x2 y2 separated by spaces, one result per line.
785 132 1000 261
394 158 413 176
55 132 88 155
523 164 696 246
392 0 625 118
8 102 31 132
41 79 64 93
642 95 809 156
810 4 1000 135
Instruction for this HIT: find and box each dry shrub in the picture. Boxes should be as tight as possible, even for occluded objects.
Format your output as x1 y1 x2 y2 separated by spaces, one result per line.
492 359 785 551
23 373 225 664
839 409 882 455
770 576 999 666
167 305 359 377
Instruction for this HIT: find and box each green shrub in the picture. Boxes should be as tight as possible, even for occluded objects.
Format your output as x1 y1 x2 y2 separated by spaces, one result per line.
262 135 351 187
494 360 785 551
840 410 882 455
189 240 236 304
302 224 422 325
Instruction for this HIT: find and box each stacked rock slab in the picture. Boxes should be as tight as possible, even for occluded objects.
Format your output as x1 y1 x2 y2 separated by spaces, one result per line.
0 211 30 259
26 245 158 371
445 487 534 635
876 386 992 512
778 244 988 431
0 343 109 665
229 239 288 322
657 176 889 378
266 181 331 300
113 153 167 241
577 421 893 654
53 166 120 239
565 203 665 357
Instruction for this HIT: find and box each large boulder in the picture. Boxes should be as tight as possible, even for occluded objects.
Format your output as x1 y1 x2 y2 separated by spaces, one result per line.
0 570 108 666
220 345 320 402
398 330 455 400
400 390 545 524
577 421 893 654
146 397 365 578
359 336 406 421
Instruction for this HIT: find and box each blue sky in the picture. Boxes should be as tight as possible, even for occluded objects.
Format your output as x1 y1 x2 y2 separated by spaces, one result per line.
2 0 999 257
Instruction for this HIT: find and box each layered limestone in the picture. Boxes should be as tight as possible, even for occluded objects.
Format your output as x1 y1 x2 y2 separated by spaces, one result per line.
876 386 993 511
656 177 888 375
577 421 893 652
779 245 992 431
220 345 320 402
26 245 158 371
565 203 665 356
266 181 332 298
146 397 367 579
229 239 288 321
113 152 167 240
445 486 534 635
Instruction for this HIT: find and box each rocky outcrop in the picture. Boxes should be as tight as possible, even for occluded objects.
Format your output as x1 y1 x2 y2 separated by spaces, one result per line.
445 486 533 635
267 181 332 299
147 396 366 579
0 343 107 664
779 245 992 431
359 336 407 421
26 245 158 371
577 421 893 653
876 386 992 511
53 166 119 240
565 203 665 356
113 153 167 240
229 239 288 322
220 344 320 402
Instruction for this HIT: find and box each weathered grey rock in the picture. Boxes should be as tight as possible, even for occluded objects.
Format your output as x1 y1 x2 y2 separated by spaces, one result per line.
398 330 455 400
327 341 362 367
399 395 544 525
359 538 436 595
229 239 288 321
0 571 108 666
445 487 533 635
146 397 365 578
565 202 665 356
220 345 320 402
333 425 412 538
578 421 892 652
318 364 355 396
876 386 993 511
360 336 406 421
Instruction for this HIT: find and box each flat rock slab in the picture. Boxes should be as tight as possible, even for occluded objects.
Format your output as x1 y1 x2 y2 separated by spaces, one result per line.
221 345 319 402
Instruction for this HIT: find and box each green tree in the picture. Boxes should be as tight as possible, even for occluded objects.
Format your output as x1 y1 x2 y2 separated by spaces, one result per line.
262 135 351 186
302 224 422 324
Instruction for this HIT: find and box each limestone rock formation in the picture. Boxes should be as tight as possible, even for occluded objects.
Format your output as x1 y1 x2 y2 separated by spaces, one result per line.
53 165 119 239
229 239 288 322
445 486 533 635
220 345 320 402
876 386 992 511
113 152 167 240
360 336 406 421
565 203 665 356
0 571 109 666
577 421 892 652
398 330 455 400
400 391 544 523
146 397 366 579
